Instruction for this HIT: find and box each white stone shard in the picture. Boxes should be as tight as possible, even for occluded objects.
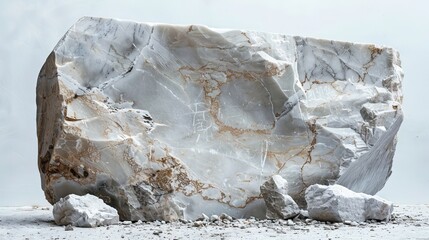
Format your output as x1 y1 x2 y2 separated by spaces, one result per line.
53 194 119 227
305 184 393 222
260 175 300 219
37 17 404 221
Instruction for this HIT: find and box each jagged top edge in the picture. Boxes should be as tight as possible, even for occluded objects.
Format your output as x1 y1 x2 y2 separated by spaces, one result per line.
70 16 399 53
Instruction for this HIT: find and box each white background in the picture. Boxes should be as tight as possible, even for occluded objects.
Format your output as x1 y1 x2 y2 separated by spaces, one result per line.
0 0 427 206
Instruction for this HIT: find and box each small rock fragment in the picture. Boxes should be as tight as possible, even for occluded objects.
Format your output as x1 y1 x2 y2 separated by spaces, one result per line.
53 194 119 227
179 219 188 224
193 221 204 227
260 175 300 219
210 215 220 222
305 184 393 223
64 225 73 231
195 214 208 222
220 213 233 222
295 210 309 221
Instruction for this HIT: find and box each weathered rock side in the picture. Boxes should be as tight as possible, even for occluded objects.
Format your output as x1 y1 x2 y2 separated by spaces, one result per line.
37 17 404 221
261 175 300 219
305 184 393 222
53 194 119 227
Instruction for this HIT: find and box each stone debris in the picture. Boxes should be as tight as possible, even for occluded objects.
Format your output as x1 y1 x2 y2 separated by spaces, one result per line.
40 206 429 239
220 213 234 222
305 184 393 223
193 221 204 227
49 209 422 234
195 213 209 222
260 175 300 219
210 215 220 222
53 194 119 227
64 224 73 231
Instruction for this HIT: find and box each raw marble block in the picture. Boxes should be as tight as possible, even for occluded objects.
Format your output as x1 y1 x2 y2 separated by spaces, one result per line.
305 184 393 222
37 17 403 221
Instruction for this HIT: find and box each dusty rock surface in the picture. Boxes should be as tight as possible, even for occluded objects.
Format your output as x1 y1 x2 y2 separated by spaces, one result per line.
305 184 393 222
37 17 404 221
1 205 428 239
53 194 119 227
260 175 300 219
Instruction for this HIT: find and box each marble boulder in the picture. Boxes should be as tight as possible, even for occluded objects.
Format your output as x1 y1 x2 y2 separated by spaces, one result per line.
37 17 404 221
305 184 393 222
53 194 119 227
260 175 300 219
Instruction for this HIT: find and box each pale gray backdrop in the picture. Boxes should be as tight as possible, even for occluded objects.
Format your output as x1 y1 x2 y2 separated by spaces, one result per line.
0 0 427 206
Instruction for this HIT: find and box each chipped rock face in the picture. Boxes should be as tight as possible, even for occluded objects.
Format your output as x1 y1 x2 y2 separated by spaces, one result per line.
37 17 403 221
305 184 393 222
53 194 119 227
260 175 300 219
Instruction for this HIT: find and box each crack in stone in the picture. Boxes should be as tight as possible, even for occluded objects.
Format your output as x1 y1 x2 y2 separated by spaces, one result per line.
300 119 318 190
38 18 404 220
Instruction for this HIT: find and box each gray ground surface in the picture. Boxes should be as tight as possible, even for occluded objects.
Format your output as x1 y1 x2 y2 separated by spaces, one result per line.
0 205 428 240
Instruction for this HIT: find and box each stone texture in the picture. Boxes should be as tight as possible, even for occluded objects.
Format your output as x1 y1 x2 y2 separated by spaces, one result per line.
37 17 403 221
260 175 300 219
53 194 119 227
305 184 393 222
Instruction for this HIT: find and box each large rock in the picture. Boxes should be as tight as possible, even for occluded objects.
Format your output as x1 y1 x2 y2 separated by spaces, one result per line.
37 17 404 221
53 194 119 227
260 175 300 219
305 184 393 222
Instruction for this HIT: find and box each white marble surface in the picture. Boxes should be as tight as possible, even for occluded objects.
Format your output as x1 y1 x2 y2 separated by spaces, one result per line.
261 175 300 219
305 184 393 222
53 194 119 227
37 17 403 221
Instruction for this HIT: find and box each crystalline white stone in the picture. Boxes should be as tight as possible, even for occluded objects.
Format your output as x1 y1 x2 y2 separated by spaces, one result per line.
260 175 300 219
37 17 403 221
305 184 393 222
53 194 119 227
